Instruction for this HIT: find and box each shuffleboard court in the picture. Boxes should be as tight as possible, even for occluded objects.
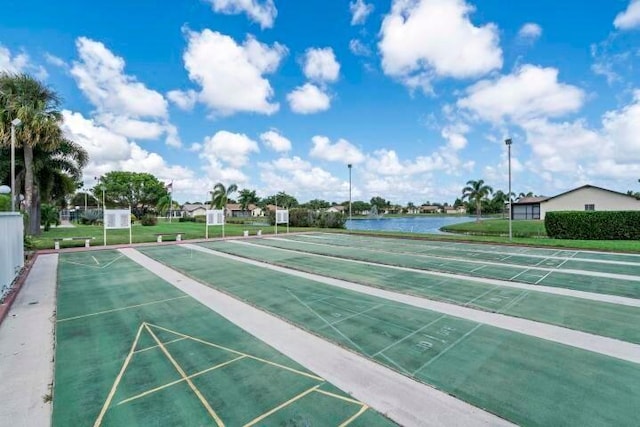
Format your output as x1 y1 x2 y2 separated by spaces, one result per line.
293 233 640 276
139 244 640 426
246 236 640 299
198 240 640 344
54 250 392 426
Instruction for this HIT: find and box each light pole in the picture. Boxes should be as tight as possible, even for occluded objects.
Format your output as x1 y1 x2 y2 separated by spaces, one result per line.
505 138 513 241
348 164 352 223
10 118 21 212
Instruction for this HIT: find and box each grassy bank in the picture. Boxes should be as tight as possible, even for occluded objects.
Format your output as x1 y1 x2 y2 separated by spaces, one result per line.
32 219 315 250
441 219 547 238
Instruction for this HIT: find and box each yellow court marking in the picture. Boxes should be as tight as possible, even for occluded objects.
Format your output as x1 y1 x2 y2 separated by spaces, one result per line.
242 385 321 427
314 388 363 405
57 296 189 323
133 337 188 354
93 323 145 427
339 405 369 427
117 355 247 406
146 322 324 382
145 324 225 427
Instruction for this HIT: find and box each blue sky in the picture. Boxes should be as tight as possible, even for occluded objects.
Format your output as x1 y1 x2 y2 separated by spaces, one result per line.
2 0 640 204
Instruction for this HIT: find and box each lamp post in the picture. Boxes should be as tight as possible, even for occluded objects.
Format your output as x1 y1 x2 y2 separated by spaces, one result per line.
348 164 352 223
10 118 21 212
505 138 513 241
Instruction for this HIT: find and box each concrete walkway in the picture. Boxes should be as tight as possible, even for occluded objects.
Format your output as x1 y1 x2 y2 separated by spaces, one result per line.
183 243 640 365
120 248 512 427
238 239 640 308
0 254 57 427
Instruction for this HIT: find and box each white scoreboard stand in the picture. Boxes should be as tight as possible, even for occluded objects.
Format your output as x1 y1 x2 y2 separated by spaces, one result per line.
275 209 289 235
206 209 225 239
103 209 132 246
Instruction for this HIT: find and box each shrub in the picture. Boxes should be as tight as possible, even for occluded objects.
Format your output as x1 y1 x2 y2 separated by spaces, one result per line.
0 194 10 211
267 208 345 229
81 209 103 225
545 211 640 240
140 214 157 226
179 216 195 222
40 204 60 231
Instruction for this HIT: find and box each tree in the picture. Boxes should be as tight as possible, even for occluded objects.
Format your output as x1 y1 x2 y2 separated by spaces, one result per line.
261 192 299 209
351 201 371 215
462 179 493 221
71 191 98 208
238 188 259 212
304 199 331 210
370 196 389 212
0 73 67 234
210 182 238 209
95 172 168 217
40 203 59 231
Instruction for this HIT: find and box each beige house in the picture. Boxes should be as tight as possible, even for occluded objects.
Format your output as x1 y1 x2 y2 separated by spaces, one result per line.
181 203 207 217
445 206 466 214
327 205 346 213
420 205 441 214
512 184 640 220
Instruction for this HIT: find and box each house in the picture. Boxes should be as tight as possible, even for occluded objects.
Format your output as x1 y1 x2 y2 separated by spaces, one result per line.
181 203 207 217
251 206 264 217
420 205 441 214
327 205 346 213
405 206 421 214
444 206 466 214
225 203 259 217
512 184 640 220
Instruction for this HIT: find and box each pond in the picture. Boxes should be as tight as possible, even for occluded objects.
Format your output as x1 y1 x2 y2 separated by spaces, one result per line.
345 216 475 234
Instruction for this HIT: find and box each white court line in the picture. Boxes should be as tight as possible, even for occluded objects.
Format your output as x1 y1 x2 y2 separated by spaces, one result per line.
321 304 384 328
92 256 100 265
372 315 448 357
412 324 483 375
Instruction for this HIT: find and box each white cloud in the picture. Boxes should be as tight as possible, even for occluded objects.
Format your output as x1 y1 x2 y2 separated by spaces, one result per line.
183 29 286 116
260 129 292 152
200 130 259 168
0 45 47 79
518 23 542 41
205 0 277 29
366 147 471 176
44 53 66 68
457 65 585 123
350 0 374 25
167 89 197 111
441 123 469 150
349 39 372 57
379 0 502 92
303 47 340 83
287 83 331 114
310 136 365 164
71 37 168 118
614 0 640 30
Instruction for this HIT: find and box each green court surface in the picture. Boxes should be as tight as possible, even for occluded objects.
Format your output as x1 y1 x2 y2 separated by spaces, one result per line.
247 236 640 299
54 250 392 427
139 245 640 427
199 240 640 344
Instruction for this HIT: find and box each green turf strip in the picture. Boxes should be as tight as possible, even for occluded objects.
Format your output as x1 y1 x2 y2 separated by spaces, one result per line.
54 250 393 427
292 234 640 277
250 237 640 299
140 245 640 426
198 241 640 344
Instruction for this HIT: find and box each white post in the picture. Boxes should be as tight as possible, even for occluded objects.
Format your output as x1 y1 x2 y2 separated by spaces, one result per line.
10 123 16 212
348 164 352 223
275 194 278 236
103 187 107 247
506 138 513 241
169 182 173 224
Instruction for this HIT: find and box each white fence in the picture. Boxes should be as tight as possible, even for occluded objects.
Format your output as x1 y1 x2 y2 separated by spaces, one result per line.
0 213 24 298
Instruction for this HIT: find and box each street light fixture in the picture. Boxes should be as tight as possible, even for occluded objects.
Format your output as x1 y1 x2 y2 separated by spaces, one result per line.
10 118 22 212
505 138 513 241
348 164 352 223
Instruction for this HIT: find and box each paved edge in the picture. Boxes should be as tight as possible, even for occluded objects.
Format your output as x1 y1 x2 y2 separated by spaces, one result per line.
120 247 513 427
0 254 57 427
183 243 640 365
238 239 640 308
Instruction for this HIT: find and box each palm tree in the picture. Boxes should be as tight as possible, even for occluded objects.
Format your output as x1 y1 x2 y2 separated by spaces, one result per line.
238 188 259 214
0 73 65 235
210 182 238 210
462 179 493 222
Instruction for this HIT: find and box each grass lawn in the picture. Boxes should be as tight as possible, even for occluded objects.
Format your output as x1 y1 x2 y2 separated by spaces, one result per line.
440 218 547 237
33 219 318 250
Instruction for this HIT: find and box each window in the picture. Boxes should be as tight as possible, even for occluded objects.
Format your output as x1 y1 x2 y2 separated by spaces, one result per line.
585 204 595 211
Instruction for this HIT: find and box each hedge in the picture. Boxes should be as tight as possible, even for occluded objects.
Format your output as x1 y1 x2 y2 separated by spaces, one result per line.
267 208 346 229
545 211 640 240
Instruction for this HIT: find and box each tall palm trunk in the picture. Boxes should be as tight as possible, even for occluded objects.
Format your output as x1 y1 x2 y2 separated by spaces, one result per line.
476 199 481 222
23 144 40 235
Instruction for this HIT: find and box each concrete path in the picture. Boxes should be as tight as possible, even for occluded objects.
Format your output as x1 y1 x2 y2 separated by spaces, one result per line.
241 239 640 308
0 254 57 427
120 248 512 427
183 243 640 365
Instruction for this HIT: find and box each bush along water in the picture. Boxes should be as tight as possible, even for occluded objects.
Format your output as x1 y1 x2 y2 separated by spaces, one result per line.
545 211 640 240
267 208 346 229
